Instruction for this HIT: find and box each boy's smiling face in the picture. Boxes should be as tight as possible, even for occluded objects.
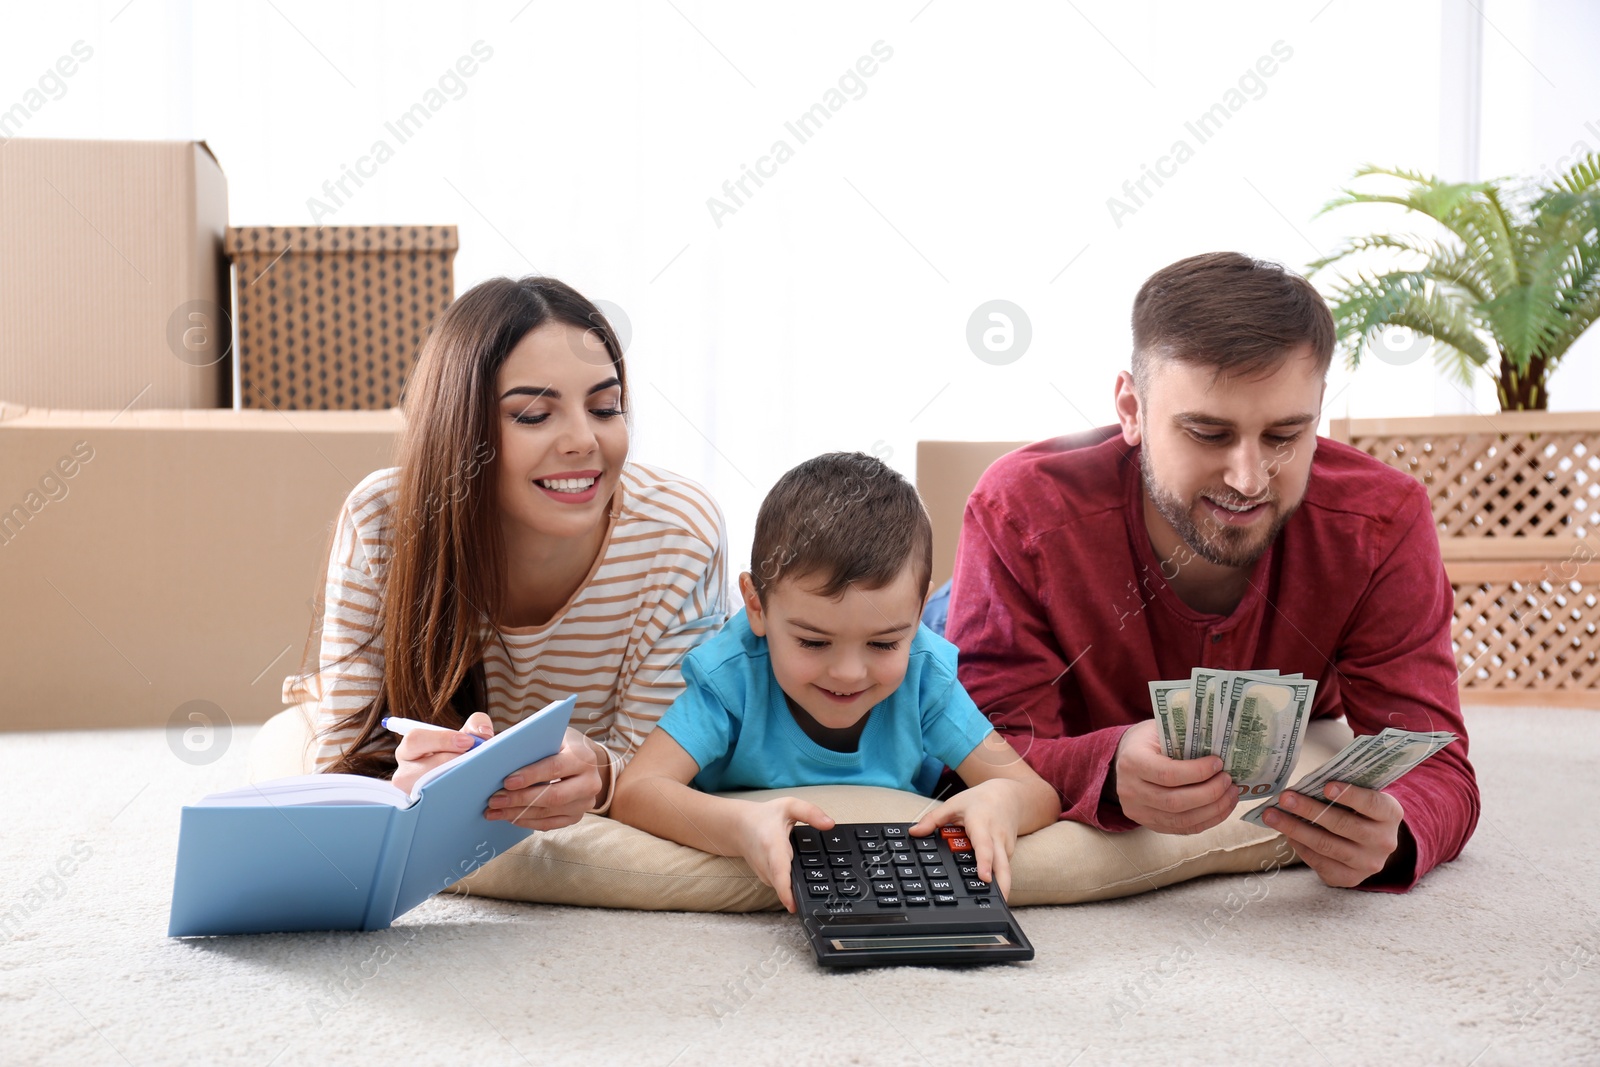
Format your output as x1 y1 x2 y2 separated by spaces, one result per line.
740 561 924 731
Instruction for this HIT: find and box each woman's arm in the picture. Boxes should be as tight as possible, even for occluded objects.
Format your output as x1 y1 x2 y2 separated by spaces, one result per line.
592 508 731 812
612 729 832 912
283 476 394 773
494 489 731 821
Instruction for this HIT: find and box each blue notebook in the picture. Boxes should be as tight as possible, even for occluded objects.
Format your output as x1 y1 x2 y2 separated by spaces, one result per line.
168 695 575 937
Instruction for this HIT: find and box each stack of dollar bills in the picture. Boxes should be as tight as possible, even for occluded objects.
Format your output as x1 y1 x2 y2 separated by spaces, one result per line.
1148 668 1457 816
1148 668 1318 803
1239 727 1458 826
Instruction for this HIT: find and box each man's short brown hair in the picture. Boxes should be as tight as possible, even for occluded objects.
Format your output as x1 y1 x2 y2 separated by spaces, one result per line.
748 452 932 604
1130 252 1335 387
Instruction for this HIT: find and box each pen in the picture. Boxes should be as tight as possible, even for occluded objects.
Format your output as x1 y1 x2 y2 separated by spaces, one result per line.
381 716 486 749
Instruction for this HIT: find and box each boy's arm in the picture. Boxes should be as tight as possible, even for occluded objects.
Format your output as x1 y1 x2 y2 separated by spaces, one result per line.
598 515 731 815
611 729 833 912
908 731 1061 900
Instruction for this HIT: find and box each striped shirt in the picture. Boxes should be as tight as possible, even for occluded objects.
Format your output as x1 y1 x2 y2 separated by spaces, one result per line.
282 462 730 803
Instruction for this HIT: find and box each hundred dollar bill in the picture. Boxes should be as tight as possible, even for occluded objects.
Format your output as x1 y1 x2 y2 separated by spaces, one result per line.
1337 729 1458 792
1237 732 1393 828
1277 732 1380 803
1187 668 1231 759
1241 728 1459 827
1189 668 1290 759
1216 674 1317 801
1205 671 1234 759
1148 680 1193 760
1210 669 1289 757
1310 729 1456 797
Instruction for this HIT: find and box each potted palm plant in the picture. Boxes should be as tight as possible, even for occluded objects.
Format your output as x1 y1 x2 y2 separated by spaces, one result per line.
1311 159 1600 410
1312 160 1600 707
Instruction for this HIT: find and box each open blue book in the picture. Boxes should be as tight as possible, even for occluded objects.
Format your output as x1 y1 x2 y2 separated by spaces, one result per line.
168 695 575 937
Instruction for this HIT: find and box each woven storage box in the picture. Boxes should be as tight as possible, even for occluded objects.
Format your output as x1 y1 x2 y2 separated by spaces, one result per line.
225 225 457 410
1331 413 1600 706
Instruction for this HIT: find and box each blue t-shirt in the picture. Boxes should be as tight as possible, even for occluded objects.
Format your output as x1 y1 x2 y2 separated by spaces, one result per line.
656 609 993 795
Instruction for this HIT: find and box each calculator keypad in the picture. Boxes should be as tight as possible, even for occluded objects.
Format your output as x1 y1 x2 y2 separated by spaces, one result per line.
791 823 996 914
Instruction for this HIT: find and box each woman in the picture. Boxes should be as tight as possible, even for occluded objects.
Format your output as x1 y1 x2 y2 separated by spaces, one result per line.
282 276 728 829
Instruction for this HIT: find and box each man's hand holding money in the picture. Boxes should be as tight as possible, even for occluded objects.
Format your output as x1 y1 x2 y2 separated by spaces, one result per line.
1263 781 1409 888
1110 719 1238 835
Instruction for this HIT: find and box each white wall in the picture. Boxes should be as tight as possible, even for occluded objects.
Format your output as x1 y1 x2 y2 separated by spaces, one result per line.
3 0 1596 573
1479 0 1600 412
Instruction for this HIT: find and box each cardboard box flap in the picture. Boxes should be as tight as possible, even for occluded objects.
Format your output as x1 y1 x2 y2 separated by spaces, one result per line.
225 225 459 256
0 406 403 432
0 138 230 411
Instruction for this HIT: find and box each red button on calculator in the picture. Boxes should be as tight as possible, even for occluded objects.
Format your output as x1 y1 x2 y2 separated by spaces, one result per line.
939 826 971 851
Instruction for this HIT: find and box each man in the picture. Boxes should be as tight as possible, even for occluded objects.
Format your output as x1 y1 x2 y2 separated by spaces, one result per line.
948 252 1478 891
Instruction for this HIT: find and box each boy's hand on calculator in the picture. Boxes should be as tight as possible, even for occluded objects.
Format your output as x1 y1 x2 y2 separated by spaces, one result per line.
909 779 1028 900
738 798 835 913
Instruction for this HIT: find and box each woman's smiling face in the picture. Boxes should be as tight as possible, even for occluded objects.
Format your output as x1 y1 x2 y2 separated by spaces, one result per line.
494 321 628 542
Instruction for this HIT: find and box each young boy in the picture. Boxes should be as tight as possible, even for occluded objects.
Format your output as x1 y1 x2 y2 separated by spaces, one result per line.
612 452 1060 912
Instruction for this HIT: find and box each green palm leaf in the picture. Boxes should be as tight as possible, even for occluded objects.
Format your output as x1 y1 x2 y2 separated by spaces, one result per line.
1554 155 1600 196
1310 159 1600 410
1323 270 1495 383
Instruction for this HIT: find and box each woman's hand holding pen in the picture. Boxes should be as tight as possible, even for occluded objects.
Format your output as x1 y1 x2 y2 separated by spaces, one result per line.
388 714 604 830
390 712 496 795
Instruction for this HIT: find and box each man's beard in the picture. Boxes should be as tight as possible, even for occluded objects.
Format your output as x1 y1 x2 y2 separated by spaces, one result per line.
1140 446 1297 570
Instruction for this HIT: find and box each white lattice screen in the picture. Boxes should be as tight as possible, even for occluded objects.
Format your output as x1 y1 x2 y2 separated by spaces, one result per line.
1333 414 1600 707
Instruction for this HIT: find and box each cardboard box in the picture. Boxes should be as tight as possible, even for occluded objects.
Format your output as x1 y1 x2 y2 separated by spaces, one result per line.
917 440 1028 590
0 406 401 731
0 139 230 410
226 225 457 410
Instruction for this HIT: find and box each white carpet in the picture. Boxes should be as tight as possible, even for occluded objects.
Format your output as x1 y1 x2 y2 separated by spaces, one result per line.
3 706 1597 1066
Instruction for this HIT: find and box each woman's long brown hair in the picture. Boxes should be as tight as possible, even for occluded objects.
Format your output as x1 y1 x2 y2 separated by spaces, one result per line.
300 276 628 778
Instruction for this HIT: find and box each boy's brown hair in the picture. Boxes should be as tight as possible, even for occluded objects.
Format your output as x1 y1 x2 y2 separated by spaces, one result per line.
748 452 932 603
1130 251 1335 388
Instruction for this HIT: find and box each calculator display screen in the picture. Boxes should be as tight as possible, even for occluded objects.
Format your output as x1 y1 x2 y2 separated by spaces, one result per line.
827 933 1014 952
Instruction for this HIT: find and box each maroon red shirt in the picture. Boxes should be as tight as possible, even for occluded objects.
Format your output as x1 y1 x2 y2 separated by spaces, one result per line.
948 427 1479 891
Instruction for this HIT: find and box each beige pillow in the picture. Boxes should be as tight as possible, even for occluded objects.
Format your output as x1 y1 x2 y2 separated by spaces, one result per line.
248 704 1351 910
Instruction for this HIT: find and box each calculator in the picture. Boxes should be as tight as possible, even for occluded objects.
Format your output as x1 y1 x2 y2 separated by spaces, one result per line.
788 822 1034 967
